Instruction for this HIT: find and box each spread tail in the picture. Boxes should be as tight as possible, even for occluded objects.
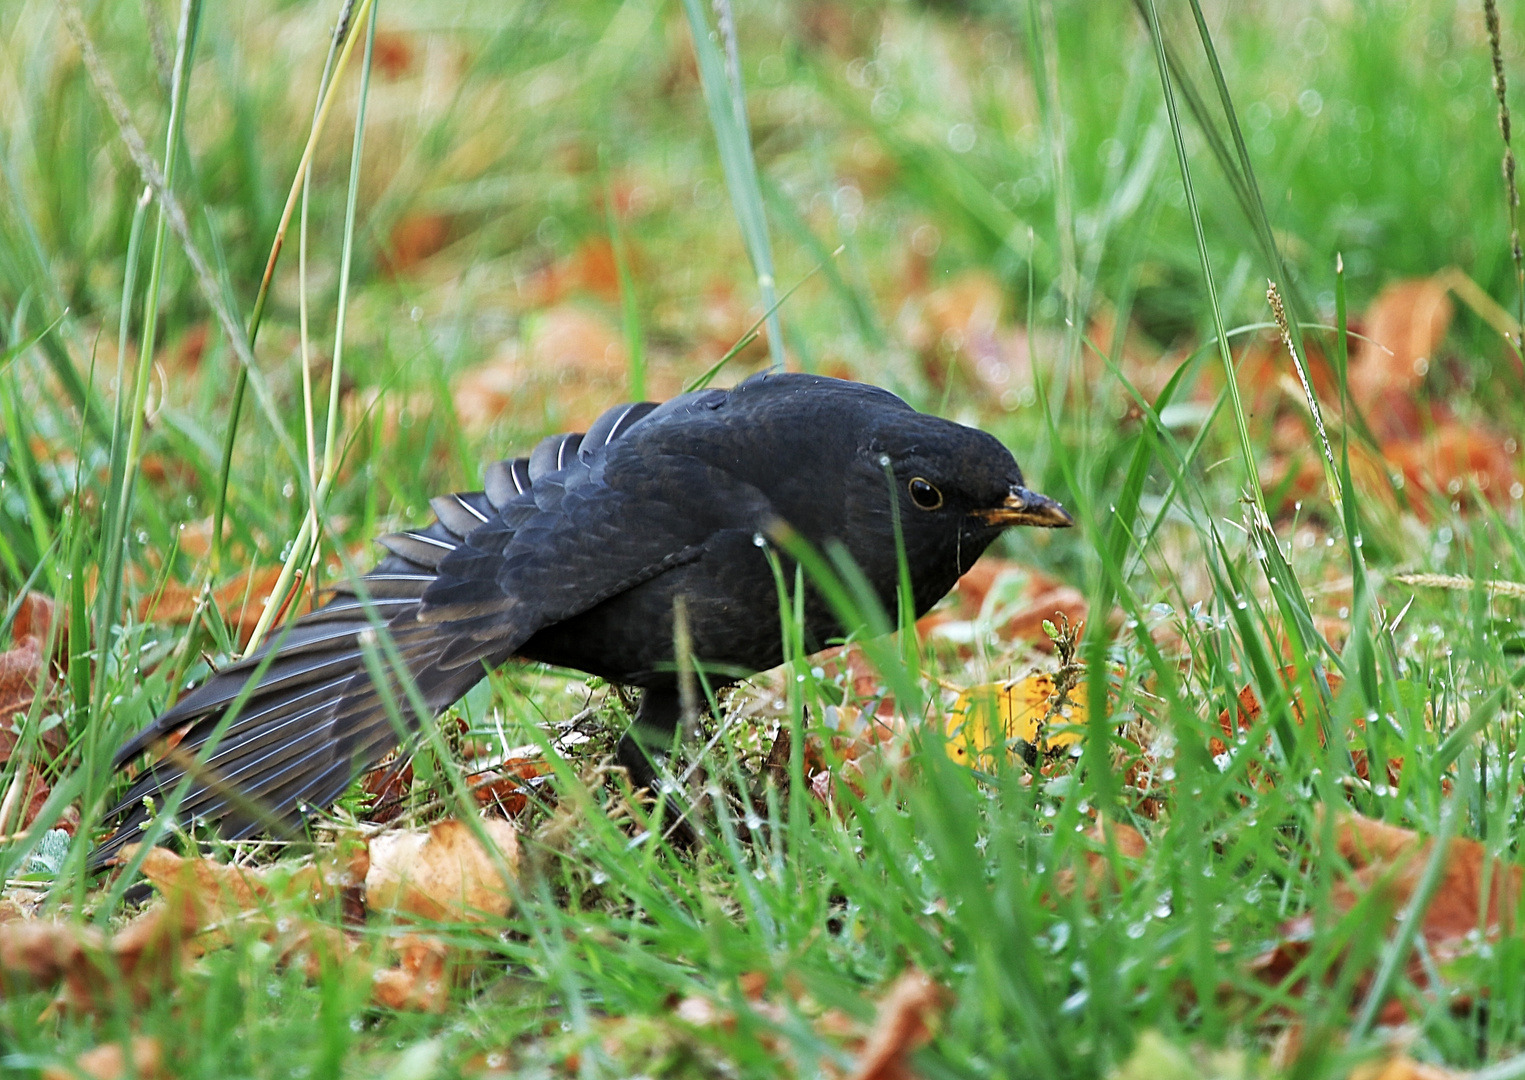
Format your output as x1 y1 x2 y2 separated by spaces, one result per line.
91 486 515 869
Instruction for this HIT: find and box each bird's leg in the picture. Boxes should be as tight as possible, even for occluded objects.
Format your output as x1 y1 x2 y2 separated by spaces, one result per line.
615 686 698 845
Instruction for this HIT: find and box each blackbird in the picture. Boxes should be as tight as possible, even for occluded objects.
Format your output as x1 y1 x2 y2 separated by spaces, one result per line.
94 372 1070 865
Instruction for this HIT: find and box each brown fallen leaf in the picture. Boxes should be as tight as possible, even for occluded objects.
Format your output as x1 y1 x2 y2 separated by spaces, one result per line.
849 969 949 1080
0 902 193 1014
1 842 369 1013
365 817 519 922
1250 809 1521 1024
12 591 58 644
0 592 64 764
2 764 57 836
41 1036 164 1080
133 845 266 926
361 756 414 824
0 918 101 995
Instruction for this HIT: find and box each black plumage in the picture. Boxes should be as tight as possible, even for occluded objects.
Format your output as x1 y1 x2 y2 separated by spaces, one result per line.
94 373 1070 865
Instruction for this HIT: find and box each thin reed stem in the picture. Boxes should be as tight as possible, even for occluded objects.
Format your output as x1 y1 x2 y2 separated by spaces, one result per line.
1485 0 1525 359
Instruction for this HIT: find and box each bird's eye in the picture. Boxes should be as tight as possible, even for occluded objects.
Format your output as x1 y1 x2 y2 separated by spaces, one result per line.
908 477 943 510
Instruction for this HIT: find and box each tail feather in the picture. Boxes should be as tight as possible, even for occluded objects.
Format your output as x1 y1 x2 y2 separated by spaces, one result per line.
93 479 519 870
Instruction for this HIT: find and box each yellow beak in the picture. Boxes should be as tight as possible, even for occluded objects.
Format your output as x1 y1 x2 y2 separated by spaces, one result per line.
972 486 1074 529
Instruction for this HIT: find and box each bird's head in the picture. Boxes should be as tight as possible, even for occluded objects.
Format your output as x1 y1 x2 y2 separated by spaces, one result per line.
862 410 1072 535
707 373 1071 616
835 405 1072 615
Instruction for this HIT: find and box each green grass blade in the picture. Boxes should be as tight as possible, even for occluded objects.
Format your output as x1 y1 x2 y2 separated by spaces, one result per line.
679 0 785 371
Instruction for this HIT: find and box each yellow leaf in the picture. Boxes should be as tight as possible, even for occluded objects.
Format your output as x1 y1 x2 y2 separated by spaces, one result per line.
946 673 1086 767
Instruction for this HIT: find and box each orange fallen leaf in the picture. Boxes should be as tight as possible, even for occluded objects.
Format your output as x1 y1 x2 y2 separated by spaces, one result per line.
451 304 670 435
139 565 292 648
365 817 519 922
1383 422 1517 511
41 1036 164 1080
1053 819 1148 901
1348 278 1452 442
469 755 551 815
1349 1055 1464 1080
517 237 629 307
1209 668 1409 790
370 933 450 1012
380 213 451 276
371 30 415 80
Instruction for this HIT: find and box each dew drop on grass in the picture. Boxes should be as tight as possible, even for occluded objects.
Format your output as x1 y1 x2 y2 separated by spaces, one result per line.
1126 921 1148 940
591 870 608 886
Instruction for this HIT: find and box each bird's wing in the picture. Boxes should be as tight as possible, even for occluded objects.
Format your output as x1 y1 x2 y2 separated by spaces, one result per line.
419 431 779 669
